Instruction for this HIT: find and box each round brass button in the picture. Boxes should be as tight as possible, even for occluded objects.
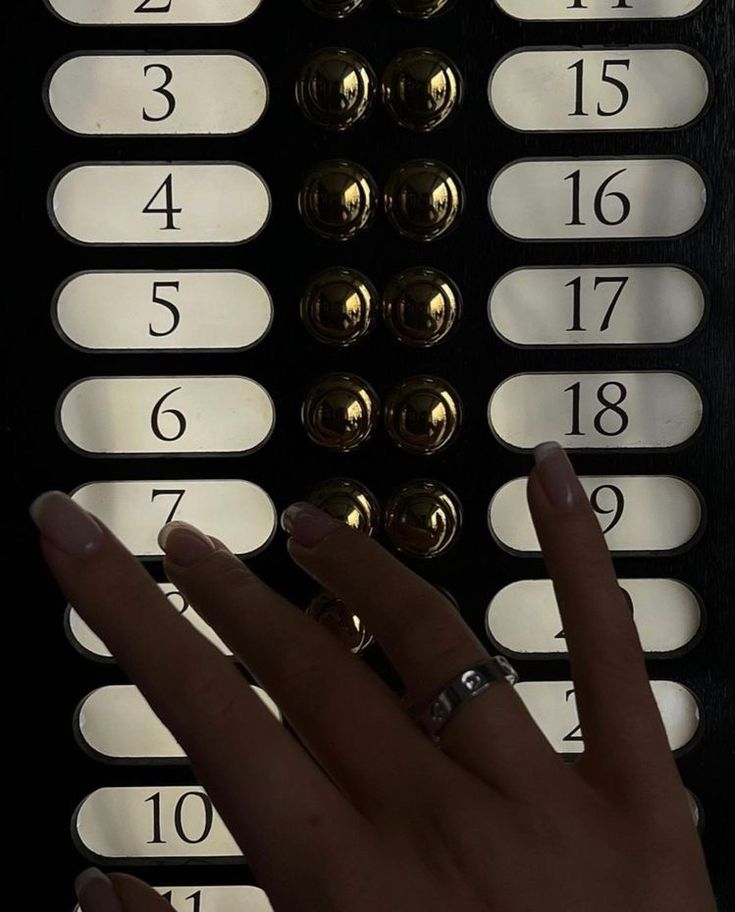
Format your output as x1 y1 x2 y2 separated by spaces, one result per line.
384 375 462 454
382 48 462 132
383 479 461 558
297 48 376 130
306 590 374 654
384 160 463 241
388 0 454 17
301 267 378 346
302 373 379 451
303 0 369 17
383 267 460 346
299 160 377 240
305 478 380 534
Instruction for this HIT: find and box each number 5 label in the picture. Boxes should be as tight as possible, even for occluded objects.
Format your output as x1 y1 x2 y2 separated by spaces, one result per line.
488 158 707 240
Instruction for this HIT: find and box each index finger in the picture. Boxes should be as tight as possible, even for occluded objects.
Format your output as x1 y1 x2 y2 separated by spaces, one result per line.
31 491 363 882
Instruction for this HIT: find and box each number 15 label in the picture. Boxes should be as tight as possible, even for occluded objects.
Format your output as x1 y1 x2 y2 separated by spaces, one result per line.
488 158 707 240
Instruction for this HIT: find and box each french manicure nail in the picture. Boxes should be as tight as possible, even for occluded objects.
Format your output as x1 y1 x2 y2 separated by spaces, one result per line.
29 491 104 557
75 868 124 912
281 502 343 548
533 441 587 512
158 521 216 567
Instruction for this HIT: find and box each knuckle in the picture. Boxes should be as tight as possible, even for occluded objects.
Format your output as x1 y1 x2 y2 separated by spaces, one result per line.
177 668 242 737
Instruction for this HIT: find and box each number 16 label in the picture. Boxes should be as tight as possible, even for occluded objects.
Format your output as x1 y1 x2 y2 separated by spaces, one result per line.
489 158 707 240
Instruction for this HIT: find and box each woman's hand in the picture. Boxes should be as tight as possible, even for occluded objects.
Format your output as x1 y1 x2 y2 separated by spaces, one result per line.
32 442 716 912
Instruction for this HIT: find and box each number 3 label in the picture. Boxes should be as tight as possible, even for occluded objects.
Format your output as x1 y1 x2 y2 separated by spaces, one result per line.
488 158 707 240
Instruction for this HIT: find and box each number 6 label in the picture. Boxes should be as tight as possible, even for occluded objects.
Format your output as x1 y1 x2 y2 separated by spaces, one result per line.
488 157 707 240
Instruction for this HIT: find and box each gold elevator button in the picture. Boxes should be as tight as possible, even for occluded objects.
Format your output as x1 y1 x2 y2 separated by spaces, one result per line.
305 478 380 534
388 0 454 18
302 373 379 451
305 591 374 654
303 0 369 17
383 266 461 346
384 160 463 241
297 48 376 130
299 160 378 240
384 376 462 454
301 267 378 346
382 48 462 132
384 479 462 558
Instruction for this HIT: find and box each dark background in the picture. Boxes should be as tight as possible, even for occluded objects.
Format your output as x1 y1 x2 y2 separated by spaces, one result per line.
5 0 734 908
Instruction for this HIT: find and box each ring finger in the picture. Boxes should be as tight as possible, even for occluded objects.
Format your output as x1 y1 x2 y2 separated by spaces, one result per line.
281 502 563 798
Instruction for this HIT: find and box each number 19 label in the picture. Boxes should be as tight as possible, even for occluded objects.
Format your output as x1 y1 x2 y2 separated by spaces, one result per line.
488 158 707 240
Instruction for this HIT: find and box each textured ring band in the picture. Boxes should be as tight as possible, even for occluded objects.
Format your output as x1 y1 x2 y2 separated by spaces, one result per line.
408 656 519 742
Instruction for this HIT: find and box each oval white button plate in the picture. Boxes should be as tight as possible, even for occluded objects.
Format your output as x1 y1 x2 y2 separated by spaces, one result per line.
74 787 241 862
72 480 277 558
516 680 700 753
54 271 273 352
67 582 233 659
487 579 703 656
75 886 273 912
489 48 708 132
58 376 275 455
489 372 703 450
489 266 705 347
46 0 263 25
489 158 707 240
489 476 703 554
50 163 271 245
494 0 706 20
47 53 268 136
77 685 282 761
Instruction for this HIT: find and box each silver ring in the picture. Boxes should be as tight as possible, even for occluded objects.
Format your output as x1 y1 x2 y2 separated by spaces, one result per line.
408 656 519 742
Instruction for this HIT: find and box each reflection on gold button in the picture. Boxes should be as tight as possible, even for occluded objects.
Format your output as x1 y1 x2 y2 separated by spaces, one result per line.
384 160 463 241
382 48 462 132
388 0 454 17
297 48 376 130
383 267 460 346
302 373 379 451
306 590 374 654
299 160 377 240
301 267 377 346
384 479 461 558
384 376 462 454
305 478 380 534
303 0 369 17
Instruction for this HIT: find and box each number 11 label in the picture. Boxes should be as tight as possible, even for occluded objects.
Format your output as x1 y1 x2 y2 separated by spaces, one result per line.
488 158 707 240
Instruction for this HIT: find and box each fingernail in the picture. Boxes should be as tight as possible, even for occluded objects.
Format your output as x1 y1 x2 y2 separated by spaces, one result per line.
158 521 215 567
533 441 587 512
75 868 123 912
281 502 343 547
29 491 104 556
